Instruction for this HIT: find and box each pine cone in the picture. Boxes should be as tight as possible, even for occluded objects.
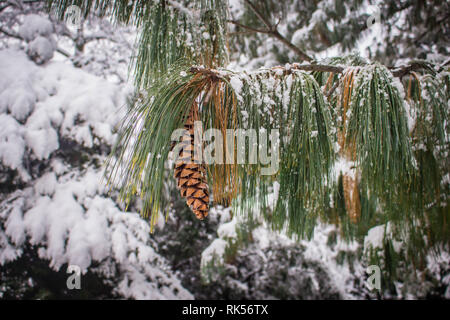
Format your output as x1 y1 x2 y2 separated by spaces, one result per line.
173 104 209 219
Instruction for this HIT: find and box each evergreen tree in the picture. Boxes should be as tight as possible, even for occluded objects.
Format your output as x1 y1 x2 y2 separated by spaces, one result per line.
0 1 192 299
47 0 449 296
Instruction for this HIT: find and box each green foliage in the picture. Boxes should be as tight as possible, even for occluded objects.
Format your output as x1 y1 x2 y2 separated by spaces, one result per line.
49 0 449 288
346 65 415 212
105 63 200 229
234 69 335 237
105 58 449 283
229 0 448 66
132 0 229 88
48 0 229 88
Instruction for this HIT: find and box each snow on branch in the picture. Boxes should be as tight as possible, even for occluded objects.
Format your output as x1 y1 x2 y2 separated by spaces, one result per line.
189 61 439 80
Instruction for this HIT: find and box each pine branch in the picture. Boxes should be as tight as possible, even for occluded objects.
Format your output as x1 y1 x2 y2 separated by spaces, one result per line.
390 61 436 78
239 0 313 62
0 25 70 57
56 47 70 57
0 26 22 40
242 0 272 30
189 64 343 79
0 2 11 13
270 31 313 62
289 63 343 74
190 61 439 80
228 20 271 34
189 66 225 79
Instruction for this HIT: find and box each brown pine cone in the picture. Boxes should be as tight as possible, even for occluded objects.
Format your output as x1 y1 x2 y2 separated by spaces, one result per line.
173 104 209 219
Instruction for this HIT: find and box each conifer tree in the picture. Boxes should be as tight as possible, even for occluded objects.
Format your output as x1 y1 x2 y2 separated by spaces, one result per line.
48 0 449 287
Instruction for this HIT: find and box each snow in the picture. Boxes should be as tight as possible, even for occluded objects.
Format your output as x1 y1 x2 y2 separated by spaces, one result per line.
201 206 236 280
202 32 210 40
27 36 55 64
229 75 244 103
167 0 195 19
1 166 193 299
270 181 280 208
18 14 54 42
201 238 228 271
209 206 232 223
364 224 386 250
0 51 37 120
364 223 403 254
217 217 238 239
0 114 26 170
292 25 314 47
34 172 57 195
332 157 356 180
0 48 191 300
4 198 26 246
300 224 362 299
427 248 450 299
25 128 59 160
202 199 363 298
0 49 125 167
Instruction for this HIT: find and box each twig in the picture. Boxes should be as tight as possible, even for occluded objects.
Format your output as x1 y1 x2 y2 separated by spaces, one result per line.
229 30 261 36
390 61 435 78
289 63 343 74
228 20 271 34
0 2 11 13
189 66 225 80
237 0 313 62
0 26 22 40
56 47 70 57
270 30 313 62
326 80 340 98
438 58 450 72
0 26 71 58
243 0 272 30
